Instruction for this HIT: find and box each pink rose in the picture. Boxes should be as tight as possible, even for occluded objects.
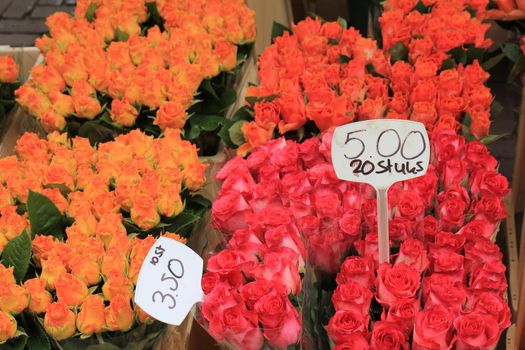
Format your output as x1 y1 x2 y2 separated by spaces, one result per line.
472 292 511 331
221 304 265 350
338 212 361 243
471 195 506 223
332 333 370 350
336 257 375 289
464 237 503 272
442 159 468 190
469 261 507 296
461 141 497 172
457 219 496 242
423 275 466 313
469 170 509 198
327 310 369 345
412 304 455 350
332 281 373 315
431 129 465 166
395 239 429 273
212 192 252 233
415 216 439 242
428 231 466 255
228 229 264 256
249 248 302 295
376 263 421 308
299 137 323 168
385 298 420 334
264 225 305 261
207 249 258 287
389 217 414 242
437 199 467 231
370 321 409 350
308 232 351 273
430 251 465 284
241 280 286 310
395 191 425 221
453 312 500 350
313 187 343 218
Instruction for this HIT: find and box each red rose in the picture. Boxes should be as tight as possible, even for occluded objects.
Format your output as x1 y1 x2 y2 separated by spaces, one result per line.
336 257 375 289
410 79 437 104
202 284 246 340
338 212 361 243
409 37 434 64
442 159 468 190
376 263 421 308
361 198 378 232
472 292 511 331
313 187 343 218
355 232 391 268
410 102 437 130
385 298 420 335
321 21 343 40
241 280 285 310
436 187 470 205
403 166 438 208
228 229 264 257
457 219 496 242
430 251 465 284
424 275 466 313
254 291 301 349
217 304 265 350
437 199 467 232
207 249 258 285
469 170 509 198
415 216 439 242
469 261 507 296
395 239 429 273
212 191 252 233
464 237 503 272
462 141 497 172
299 138 323 168
297 215 320 238
308 232 351 273
396 191 425 221
428 231 466 255
431 129 465 166
453 312 500 350
202 272 221 295
370 321 409 350
389 217 414 243
413 304 454 350
332 333 370 350
390 61 413 94
327 310 369 345
264 225 305 260
249 248 302 295
471 195 506 223
332 281 373 315
357 97 386 120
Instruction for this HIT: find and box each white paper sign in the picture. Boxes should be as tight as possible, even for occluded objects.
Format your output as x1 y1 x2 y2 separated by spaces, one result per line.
331 120 430 263
134 237 204 326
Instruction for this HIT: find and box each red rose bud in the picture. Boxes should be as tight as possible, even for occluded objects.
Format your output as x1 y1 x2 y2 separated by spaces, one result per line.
44 302 77 340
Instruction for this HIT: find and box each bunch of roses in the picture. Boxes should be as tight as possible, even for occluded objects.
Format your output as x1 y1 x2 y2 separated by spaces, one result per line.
16 0 255 133
380 0 492 64
0 231 185 343
0 128 206 251
325 127 510 349
199 227 305 350
234 18 493 157
235 18 390 156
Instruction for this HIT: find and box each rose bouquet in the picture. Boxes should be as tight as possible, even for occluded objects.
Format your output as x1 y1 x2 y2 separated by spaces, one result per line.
320 127 511 349
16 0 256 155
222 18 496 157
0 129 209 348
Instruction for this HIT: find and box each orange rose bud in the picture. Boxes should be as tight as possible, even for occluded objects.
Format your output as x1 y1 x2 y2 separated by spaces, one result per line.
70 212 97 237
0 206 27 240
107 232 132 257
105 295 134 331
129 236 156 284
24 278 52 314
96 212 126 248
102 270 133 301
55 273 89 307
69 255 101 286
40 110 67 132
41 255 67 290
30 65 65 93
162 232 187 244
154 101 187 130
184 161 207 191
0 266 15 285
0 282 29 314
110 98 138 127
130 194 160 230
134 303 155 324
76 294 106 335
214 40 238 71
0 311 16 342
0 234 7 255
101 247 128 278
156 185 183 218
44 302 77 340
49 91 74 117
32 235 58 266
0 56 19 83
73 95 102 119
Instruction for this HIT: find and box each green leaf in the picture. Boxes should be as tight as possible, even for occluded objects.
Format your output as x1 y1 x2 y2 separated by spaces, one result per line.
412 0 431 13
114 28 129 42
77 121 116 146
271 21 291 42
186 123 201 140
220 88 237 110
245 94 278 106
85 3 98 22
337 17 348 29
145 1 164 30
186 195 211 212
389 42 408 63
2 329 28 350
480 133 508 145
26 316 50 350
1 232 32 282
27 190 65 239
201 80 220 101
229 120 247 146
194 115 225 132
507 56 525 84
466 47 485 63
339 54 351 64
481 52 505 71
218 121 236 149
491 100 504 117
502 43 522 63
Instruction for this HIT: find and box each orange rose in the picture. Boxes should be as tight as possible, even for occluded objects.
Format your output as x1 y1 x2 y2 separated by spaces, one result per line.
237 121 273 157
102 270 133 301
60 55 88 86
0 56 19 83
69 255 101 286
105 295 134 331
49 91 74 117
41 255 67 290
0 234 7 255
51 242 75 267
39 188 68 213
154 101 187 130
44 302 76 340
110 98 138 127
134 303 155 324
24 278 52 314
101 247 128 277
0 311 16 342
73 95 102 119
32 235 58 266
357 97 386 120
129 236 156 284
0 266 14 285
76 294 106 335
0 185 13 208
434 114 461 133
67 236 105 264
470 113 490 139
214 40 237 71
15 85 52 118
55 273 89 307
130 194 160 230
410 101 438 130
107 232 132 257
156 185 183 218
0 282 29 314
0 206 27 240
30 65 65 93
40 110 67 133
70 212 98 237
184 161 207 191
96 212 126 248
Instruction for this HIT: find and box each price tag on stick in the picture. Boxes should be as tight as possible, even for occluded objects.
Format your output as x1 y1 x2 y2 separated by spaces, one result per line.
331 120 430 264
134 237 204 325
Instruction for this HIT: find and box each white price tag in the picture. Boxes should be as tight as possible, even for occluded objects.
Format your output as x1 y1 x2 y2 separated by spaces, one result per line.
331 120 430 263
134 237 204 326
